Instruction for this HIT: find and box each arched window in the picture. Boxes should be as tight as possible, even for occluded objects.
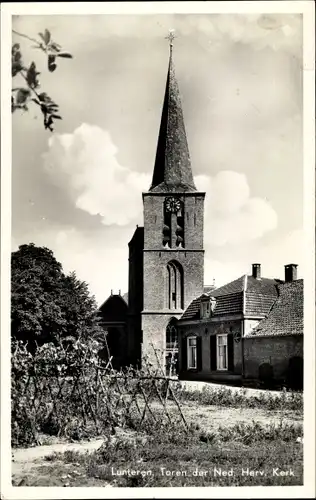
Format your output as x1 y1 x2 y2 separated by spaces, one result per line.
165 260 184 310
166 323 178 348
166 318 179 376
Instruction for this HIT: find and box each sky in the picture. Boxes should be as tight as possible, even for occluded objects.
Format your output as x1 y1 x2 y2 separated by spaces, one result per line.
11 13 303 305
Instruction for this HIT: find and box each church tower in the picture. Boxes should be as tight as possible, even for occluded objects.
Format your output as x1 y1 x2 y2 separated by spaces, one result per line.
128 33 205 371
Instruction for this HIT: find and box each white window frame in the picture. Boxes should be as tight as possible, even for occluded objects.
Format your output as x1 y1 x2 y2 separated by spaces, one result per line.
201 300 211 319
187 336 197 370
216 334 228 371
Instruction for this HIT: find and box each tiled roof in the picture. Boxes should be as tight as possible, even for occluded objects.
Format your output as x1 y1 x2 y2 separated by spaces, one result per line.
211 276 245 296
181 292 243 320
248 279 303 337
213 293 243 316
180 274 281 321
181 296 201 320
246 276 281 295
245 292 276 317
211 275 280 297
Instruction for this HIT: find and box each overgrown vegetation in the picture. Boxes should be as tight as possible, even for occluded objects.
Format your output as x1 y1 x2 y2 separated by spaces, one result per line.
175 384 303 412
11 340 189 448
13 420 303 487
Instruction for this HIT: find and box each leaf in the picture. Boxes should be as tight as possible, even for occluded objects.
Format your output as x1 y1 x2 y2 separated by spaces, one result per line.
44 29 51 44
57 53 73 59
51 115 62 120
31 98 41 105
14 51 22 62
44 115 54 131
38 92 47 101
16 89 30 104
26 62 39 88
12 62 23 77
48 54 57 72
50 43 61 53
38 29 52 45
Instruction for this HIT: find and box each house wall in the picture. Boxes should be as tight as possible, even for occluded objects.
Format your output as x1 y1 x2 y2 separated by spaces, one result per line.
178 319 242 382
243 335 303 387
244 319 261 336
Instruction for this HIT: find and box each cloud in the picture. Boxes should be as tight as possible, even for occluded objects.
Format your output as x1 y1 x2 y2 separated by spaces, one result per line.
13 14 302 58
43 124 151 226
195 171 278 246
202 14 302 57
42 124 277 248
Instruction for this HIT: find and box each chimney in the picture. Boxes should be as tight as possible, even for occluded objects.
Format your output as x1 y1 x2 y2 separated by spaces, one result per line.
252 263 261 280
119 289 121 296
111 289 113 296
285 264 298 282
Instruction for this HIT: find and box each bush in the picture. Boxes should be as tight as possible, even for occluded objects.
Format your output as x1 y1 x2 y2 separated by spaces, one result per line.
11 338 103 447
175 384 303 412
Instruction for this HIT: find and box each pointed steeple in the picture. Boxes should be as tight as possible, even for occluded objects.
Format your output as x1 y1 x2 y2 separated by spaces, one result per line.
149 34 196 193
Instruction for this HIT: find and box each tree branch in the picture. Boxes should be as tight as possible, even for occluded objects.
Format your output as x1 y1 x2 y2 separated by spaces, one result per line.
12 29 41 47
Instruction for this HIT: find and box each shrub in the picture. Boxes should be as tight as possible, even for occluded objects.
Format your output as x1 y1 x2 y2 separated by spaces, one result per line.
174 384 303 412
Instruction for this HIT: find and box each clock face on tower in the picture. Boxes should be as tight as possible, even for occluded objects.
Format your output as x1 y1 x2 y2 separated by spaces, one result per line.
165 197 181 213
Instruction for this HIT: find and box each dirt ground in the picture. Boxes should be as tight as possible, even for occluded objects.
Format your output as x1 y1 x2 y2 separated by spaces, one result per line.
180 401 301 430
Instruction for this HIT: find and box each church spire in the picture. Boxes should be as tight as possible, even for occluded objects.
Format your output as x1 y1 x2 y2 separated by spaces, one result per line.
149 31 197 193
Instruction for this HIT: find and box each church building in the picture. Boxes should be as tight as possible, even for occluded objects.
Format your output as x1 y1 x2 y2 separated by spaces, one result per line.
98 36 303 386
127 37 205 372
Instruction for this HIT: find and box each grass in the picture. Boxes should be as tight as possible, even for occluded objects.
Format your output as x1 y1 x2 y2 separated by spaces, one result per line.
13 420 303 487
175 385 303 412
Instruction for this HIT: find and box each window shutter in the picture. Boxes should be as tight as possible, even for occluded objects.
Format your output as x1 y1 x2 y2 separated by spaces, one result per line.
197 336 202 371
210 335 217 371
228 333 234 371
181 336 187 371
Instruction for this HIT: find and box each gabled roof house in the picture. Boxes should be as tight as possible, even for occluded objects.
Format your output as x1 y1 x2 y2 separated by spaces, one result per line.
177 263 303 388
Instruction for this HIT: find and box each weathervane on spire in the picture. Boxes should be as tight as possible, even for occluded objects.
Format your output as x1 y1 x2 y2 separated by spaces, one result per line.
165 29 177 50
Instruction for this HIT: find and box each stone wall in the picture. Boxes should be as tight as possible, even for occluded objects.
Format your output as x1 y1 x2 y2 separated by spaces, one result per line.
243 335 303 387
141 192 205 368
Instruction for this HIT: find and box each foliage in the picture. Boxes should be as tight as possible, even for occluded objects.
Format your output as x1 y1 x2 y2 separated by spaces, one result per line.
175 384 303 412
12 28 73 130
11 243 102 349
11 338 187 448
34 421 303 487
11 338 101 447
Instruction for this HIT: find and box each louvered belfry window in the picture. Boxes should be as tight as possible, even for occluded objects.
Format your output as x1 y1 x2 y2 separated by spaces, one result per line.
162 198 184 248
